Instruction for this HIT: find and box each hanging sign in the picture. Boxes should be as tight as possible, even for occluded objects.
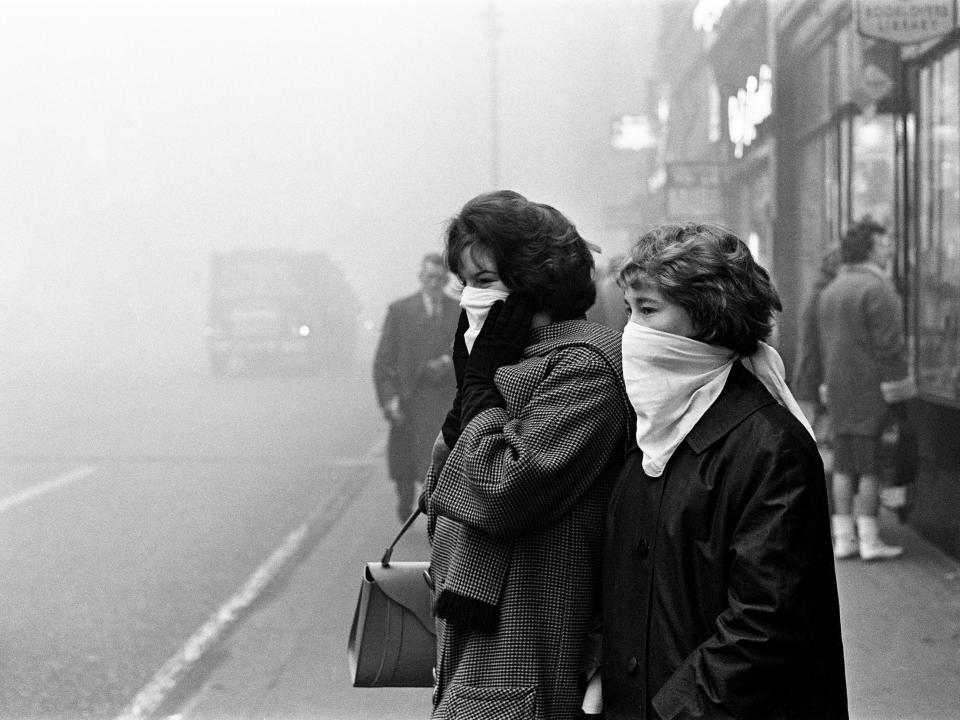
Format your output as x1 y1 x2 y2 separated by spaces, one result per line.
856 0 957 45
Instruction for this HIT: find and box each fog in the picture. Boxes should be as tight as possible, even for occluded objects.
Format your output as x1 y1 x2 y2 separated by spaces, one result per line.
1 0 656 377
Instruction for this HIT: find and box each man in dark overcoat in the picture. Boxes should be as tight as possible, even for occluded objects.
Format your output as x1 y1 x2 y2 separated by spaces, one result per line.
373 253 460 521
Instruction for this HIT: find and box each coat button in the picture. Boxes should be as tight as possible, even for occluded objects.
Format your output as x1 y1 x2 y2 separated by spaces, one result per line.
636 537 650 557
626 656 639 676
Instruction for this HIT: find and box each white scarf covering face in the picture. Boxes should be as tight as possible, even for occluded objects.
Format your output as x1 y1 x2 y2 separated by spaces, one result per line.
621 322 815 477
459 286 511 353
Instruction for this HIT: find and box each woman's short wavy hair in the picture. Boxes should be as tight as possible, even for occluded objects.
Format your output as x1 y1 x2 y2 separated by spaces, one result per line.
617 222 782 355
444 190 598 321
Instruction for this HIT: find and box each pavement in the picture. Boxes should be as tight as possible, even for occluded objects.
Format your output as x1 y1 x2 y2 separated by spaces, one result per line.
155 457 960 720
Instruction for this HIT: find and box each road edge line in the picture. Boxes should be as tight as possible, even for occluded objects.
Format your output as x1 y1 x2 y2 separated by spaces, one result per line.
113 459 377 720
0 466 98 514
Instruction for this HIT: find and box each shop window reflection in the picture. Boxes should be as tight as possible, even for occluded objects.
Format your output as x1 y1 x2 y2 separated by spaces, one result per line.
852 114 895 227
916 48 960 403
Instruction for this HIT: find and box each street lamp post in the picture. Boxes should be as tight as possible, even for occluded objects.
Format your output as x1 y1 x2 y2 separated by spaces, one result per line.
486 0 500 189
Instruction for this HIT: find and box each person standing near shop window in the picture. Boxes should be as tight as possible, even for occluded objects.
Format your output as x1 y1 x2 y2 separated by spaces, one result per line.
816 218 916 561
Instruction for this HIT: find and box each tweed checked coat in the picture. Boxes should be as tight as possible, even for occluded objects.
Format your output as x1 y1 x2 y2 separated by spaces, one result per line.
423 319 632 720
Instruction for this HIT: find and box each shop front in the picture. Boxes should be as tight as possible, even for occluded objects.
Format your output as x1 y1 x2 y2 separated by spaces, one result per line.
778 0 960 559
905 29 960 557
654 0 778 265
775 1 904 375
709 0 779 275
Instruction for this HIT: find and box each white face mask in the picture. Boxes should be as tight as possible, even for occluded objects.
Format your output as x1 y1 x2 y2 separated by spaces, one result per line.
621 322 813 477
459 286 511 353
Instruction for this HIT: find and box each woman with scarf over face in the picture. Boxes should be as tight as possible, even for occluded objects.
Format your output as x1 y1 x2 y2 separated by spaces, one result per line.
420 190 632 720
601 223 848 720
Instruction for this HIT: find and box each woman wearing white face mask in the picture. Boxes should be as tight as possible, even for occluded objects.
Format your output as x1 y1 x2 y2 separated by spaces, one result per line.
420 190 632 720
601 223 848 720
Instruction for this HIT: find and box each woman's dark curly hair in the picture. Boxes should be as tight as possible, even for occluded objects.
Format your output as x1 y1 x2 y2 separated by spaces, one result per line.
617 222 782 355
444 190 598 321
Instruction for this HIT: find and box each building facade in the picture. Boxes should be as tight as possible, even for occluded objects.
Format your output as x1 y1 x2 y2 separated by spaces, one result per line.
652 0 960 558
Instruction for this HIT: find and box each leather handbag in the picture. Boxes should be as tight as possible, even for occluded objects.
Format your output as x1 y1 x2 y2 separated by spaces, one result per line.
347 508 435 687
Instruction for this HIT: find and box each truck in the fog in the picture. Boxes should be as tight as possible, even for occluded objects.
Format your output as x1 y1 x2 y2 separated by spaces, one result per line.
205 248 360 375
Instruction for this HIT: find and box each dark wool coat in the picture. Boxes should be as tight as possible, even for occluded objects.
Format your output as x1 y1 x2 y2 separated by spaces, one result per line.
373 291 460 485
424 319 631 720
814 264 908 436
602 363 848 720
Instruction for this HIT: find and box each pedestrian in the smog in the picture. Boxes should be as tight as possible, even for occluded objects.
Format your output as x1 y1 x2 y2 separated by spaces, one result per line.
815 218 916 561
421 190 632 720
601 222 848 720
373 252 460 522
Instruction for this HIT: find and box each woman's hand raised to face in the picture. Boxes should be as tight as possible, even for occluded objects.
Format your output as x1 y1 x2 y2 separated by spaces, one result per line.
460 293 537 426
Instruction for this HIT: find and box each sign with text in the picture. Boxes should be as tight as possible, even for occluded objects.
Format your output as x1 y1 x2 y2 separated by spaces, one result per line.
856 0 957 44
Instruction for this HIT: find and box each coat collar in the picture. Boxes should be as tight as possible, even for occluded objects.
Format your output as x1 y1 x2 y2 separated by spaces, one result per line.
841 261 890 284
526 318 617 360
684 362 777 454
527 318 635 451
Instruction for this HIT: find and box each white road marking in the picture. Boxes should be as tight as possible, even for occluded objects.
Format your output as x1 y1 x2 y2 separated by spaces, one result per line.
114 451 378 720
0 466 97 514
114 519 312 720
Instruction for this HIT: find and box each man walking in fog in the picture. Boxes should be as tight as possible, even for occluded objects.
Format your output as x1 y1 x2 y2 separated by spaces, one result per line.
817 218 915 561
373 253 460 522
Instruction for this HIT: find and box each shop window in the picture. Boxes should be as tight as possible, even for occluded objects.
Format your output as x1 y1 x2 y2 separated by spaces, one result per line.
794 45 832 136
798 134 829 293
833 123 847 240
916 48 960 403
852 114 896 227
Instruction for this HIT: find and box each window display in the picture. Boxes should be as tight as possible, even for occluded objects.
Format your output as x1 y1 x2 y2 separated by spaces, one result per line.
916 47 960 404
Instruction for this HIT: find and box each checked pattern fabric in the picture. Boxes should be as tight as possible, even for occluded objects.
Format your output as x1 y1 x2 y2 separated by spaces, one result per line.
424 319 632 720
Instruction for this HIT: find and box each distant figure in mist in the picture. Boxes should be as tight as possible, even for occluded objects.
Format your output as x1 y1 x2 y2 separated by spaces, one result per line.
793 245 842 482
373 253 460 522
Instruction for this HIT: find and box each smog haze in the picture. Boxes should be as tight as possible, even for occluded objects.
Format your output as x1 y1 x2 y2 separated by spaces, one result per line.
1 0 654 376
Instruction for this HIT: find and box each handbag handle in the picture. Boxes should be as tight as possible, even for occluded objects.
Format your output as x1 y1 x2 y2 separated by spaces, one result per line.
380 508 422 567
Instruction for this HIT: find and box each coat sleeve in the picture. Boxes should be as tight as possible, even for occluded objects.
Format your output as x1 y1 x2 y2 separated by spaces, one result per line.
428 347 627 539
653 430 833 720
864 282 908 383
792 291 824 404
372 302 402 407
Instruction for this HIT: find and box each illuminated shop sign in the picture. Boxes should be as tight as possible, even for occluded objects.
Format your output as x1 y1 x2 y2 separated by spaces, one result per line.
693 0 732 32
610 115 658 150
856 0 957 44
728 64 772 159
